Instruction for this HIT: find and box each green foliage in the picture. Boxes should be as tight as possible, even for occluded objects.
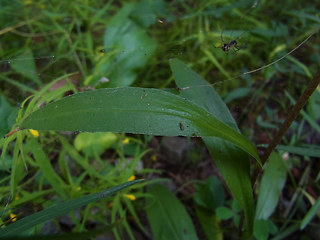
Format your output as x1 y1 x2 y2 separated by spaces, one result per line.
74 132 117 157
9 49 42 87
1 0 319 239
0 95 17 138
193 176 225 239
300 196 320 230
255 152 287 220
146 184 198 240
20 86 261 162
195 206 223 240
86 2 157 87
0 180 142 237
171 58 256 235
193 176 226 211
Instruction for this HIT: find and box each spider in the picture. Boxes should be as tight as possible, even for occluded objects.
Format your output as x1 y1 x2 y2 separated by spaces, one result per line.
214 30 246 53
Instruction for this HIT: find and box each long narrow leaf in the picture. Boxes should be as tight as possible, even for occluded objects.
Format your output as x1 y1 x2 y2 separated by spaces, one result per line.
255 152 287 219
0 180 142 237
146 184 198 240
170 58 256 235
0 224 116 240
300 196 320 230
26 138 67 199
20 87 260 161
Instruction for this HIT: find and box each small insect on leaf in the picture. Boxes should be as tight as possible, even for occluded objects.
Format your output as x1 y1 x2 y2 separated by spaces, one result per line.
180 122 184 131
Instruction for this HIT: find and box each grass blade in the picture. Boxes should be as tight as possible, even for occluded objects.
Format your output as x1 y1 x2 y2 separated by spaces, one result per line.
0 180 143 237
300 196 320 230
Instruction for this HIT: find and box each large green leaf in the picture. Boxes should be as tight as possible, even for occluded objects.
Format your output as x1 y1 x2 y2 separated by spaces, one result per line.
0 180 142 237
146 184 198 240
169 58 256 235
86 3 156 87
20 87 260 161
255 152 287 220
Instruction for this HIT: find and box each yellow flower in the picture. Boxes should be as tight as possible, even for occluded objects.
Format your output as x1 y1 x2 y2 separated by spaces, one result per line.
123 194 136 201
128 175 136 181
122 138 130 144
151 154 157 162
24 0 33 5
29 129 39 138
10 213 17 222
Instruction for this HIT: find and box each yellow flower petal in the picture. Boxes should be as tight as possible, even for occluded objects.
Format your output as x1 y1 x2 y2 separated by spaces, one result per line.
24 0 33 5
124 194 136 201
151 154 157 162
10 213 17 222
29 129 39 138
128 175 136 181
122 138 130 144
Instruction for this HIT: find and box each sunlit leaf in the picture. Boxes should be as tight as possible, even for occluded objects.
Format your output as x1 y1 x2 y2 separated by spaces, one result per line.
74 132 117 157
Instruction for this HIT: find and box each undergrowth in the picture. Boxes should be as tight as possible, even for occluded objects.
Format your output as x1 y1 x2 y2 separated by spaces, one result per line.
0 0 319 239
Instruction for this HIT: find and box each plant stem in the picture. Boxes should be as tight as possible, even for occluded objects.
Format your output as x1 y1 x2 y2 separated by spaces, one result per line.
251 68 320 187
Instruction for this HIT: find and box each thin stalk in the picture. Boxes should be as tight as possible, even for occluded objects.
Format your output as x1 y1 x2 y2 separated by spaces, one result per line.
251 68 320 187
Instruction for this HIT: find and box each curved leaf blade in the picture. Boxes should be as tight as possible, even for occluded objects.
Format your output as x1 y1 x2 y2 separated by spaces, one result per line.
169 58 256 235
255 152 287 220
300 196 320 230
0 180 142 237
146 184 198 240
20 87 260 160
